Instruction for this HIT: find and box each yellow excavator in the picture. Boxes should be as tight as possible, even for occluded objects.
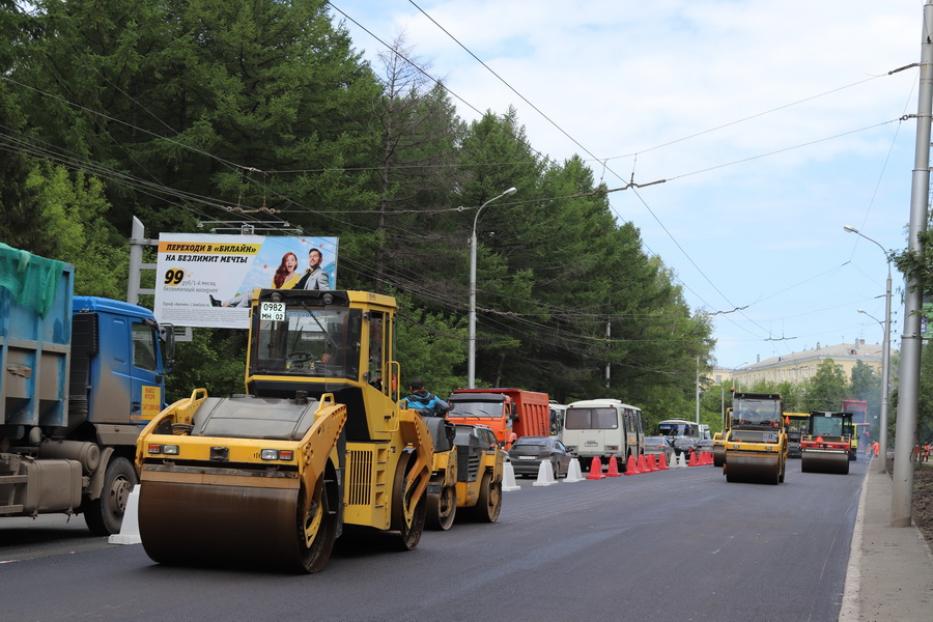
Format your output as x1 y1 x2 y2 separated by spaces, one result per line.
424 420 503 530
723 392 786 485
135 290 435 572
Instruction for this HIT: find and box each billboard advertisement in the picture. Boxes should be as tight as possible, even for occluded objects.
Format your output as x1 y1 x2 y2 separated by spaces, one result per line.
154 233 338 329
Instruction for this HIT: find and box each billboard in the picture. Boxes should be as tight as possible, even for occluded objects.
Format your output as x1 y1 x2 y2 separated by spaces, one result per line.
154 233 338 329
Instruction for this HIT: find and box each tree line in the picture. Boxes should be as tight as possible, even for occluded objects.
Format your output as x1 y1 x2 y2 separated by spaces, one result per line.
0 0 713 425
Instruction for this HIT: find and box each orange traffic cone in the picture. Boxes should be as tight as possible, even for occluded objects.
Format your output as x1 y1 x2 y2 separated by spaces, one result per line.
638 454 649 472
688 450 699 467
606 455 621 477
587 456 605 480
706 451 714 465
624 454 640 476
658 453 669 470
648 454 658 471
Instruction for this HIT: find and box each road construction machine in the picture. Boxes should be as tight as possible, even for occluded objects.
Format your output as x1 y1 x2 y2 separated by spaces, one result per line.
135 289 434 572
723 392 786 484
424 420 503 530
784 412 810 458
800 411 852 475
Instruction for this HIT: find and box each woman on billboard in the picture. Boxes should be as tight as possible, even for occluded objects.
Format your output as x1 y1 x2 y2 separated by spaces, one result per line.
273 251 301 289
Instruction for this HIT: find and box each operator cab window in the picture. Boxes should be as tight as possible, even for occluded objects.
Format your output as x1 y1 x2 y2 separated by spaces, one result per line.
368 312 385 392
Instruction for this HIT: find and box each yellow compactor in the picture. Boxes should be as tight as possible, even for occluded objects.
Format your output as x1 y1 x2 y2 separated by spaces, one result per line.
135 290 434 572
800 412 852 475
424 421 503 530
723 392 786 485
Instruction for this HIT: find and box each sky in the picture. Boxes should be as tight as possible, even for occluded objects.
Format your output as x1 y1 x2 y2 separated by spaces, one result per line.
332 0 921 369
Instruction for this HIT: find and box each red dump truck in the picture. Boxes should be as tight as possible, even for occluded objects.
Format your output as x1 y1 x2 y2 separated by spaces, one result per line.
447 388 550 448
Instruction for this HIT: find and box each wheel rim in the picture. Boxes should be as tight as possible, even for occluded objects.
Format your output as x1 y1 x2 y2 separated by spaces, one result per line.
440 486 455 520
109 476 131 518
302 485 324 548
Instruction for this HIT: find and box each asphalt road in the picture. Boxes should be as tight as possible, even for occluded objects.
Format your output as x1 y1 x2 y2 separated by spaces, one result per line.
0 458 865 622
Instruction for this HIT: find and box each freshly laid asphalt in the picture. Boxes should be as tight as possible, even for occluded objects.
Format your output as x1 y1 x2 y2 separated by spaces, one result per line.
0 459 866 622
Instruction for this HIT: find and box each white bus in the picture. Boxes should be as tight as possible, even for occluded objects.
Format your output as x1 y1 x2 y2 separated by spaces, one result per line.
560 399 644 470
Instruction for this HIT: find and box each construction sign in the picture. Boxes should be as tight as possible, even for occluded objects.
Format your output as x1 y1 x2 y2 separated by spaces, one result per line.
154 233 339 329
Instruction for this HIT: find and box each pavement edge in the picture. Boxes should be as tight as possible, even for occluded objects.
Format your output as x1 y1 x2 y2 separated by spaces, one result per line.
838 460 870 622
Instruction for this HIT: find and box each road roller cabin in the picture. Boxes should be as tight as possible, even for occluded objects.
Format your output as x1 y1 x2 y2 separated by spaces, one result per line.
723 392 787 485
135 290 435 573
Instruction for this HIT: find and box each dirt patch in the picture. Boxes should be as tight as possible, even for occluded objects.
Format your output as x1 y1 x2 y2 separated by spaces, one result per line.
913 464 933 553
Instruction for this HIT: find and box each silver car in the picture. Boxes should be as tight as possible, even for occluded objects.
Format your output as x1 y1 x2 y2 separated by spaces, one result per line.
508 437 573 479
643 435 675 464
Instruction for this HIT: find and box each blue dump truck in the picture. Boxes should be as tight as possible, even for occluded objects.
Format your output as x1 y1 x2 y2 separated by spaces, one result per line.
0 243 173 534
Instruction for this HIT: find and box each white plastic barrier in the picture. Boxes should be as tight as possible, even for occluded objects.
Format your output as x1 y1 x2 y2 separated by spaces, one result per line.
502 460 521 492
564 458 584 483
677 452 688 468
532 459 557 487
108 484 142 545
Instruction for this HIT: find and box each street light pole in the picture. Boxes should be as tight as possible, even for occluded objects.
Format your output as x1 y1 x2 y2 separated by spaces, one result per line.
846 225 893 474
891 0 933 528
468 186 517 388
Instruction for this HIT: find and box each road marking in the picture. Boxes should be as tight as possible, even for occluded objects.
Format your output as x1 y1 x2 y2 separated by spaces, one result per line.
711 548 721 555
0 560 18 565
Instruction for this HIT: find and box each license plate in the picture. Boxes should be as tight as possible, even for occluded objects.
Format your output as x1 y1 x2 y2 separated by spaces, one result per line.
584 441 598 446
519 456 535 460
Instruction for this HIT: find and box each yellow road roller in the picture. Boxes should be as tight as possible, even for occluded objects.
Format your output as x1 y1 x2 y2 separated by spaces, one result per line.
800 411 852 475
424 420 503 530
723 392 786 485
135 290 434 572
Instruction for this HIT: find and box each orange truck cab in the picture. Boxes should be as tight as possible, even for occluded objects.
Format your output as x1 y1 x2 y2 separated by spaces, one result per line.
447 388 550 448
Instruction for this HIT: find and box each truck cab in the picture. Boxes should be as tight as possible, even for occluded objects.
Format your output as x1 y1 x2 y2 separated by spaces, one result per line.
447 392 516 447
72 297 170 430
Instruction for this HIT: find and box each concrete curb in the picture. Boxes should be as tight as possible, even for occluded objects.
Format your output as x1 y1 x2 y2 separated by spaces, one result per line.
839 460 870 621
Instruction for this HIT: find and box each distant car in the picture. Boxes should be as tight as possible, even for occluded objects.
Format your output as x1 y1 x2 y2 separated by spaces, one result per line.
643 435 675 464
508 437 573 479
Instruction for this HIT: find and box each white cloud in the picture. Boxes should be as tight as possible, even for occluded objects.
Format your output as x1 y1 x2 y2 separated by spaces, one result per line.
338 0 919 368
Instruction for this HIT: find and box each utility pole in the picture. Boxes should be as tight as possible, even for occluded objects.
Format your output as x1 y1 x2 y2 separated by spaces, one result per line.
605 319 611 390
695 355 701 425
892 0 933 528
127 216 145 304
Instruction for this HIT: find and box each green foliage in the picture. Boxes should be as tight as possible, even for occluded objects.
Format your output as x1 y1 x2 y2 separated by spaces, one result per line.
804 359 849 411
1 0 714 410
394 294 467 396
165 330 246 402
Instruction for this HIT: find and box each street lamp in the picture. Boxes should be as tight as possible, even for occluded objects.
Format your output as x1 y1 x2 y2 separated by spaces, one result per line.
468 186 517 388
844 225 892 473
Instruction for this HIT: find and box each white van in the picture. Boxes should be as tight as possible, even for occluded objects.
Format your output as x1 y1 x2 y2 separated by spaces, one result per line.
560 399 644 468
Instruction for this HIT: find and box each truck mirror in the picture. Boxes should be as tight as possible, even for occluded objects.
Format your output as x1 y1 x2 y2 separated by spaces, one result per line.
160 323 176 373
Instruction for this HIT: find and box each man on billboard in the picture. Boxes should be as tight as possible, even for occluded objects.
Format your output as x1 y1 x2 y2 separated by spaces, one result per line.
296 248 331 290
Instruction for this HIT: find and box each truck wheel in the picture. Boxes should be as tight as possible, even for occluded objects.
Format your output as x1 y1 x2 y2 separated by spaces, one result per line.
470 472 501 523
84 456 137 536
391 454 426 550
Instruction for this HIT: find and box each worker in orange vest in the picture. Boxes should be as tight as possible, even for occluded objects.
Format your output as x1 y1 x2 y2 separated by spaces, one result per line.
872 440 880 457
